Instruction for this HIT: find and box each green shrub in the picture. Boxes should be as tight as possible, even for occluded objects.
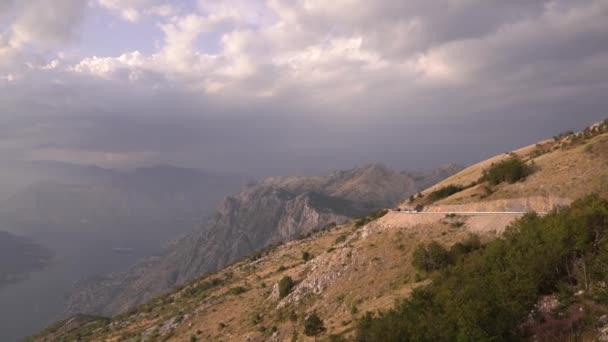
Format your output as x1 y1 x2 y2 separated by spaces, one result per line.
481 158 529 185
303 313 325 338
185 278 223 298
227 286 247 296
354 209 389 227
329 334 347 342
450 221 465 228
302 251 312 262
428 185 464 202
278 276 295 299
251 312 262 325
335 233 349 244
449 234 482 260
356 194 608 341
412 241 450 272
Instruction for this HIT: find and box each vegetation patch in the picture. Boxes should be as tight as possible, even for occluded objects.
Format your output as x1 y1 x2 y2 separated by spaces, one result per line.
302 251 312 262
184 277 223 298
356 194 608 341
427 185 465 202
354 209 389 227
278 276 295 299
304 312 326 339
481 157 530 185
226 286 247 296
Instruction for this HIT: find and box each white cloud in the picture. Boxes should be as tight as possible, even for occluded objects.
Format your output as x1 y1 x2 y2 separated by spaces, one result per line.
2 0 608 172
0 0 85 70
97 0 177 22
10 0 85 49
70 51 148 78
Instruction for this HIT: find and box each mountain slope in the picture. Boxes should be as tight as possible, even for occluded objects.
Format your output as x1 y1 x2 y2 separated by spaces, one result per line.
29 120 608 342
64 164 418 317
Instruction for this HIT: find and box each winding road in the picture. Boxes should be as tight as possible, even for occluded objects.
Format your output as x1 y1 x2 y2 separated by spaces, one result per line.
394 210 547 216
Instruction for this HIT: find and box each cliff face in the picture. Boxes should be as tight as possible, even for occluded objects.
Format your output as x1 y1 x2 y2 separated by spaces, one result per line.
65 163 417 316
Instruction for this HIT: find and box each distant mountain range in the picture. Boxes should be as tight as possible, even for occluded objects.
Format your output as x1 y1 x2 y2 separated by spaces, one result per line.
65 163 460 317
0 164 246 242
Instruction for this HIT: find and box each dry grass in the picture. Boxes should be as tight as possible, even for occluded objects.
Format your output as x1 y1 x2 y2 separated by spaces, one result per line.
43 215 480 342
409 133 608 206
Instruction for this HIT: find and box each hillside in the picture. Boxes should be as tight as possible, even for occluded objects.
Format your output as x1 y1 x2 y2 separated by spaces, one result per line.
63 164 423 318
28 120 608 342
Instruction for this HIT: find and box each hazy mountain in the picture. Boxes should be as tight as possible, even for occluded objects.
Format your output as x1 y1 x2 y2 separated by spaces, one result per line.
65 163 418 316
0 161 116 202
404 163 465 193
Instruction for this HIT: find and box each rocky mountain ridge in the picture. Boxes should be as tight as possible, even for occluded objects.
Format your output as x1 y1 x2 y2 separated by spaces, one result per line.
64 163 423 317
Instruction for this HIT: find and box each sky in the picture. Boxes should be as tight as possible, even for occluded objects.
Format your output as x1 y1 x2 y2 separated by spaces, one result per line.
0 0 607 175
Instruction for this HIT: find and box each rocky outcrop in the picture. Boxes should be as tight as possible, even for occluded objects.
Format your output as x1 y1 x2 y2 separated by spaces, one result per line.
66 163 425 316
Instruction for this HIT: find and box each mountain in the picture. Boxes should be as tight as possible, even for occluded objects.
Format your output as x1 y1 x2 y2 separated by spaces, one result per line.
0 231 53 290
0 161 116 202
28 120 608 341
64 163 419 317
404 163 465 193
0 165 244 237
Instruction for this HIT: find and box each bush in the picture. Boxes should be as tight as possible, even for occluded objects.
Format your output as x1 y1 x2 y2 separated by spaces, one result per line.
278 276 295 299
354 209 389 227
251 312 262 325
335 233 349 244
449 234 482 260
184 278 223 298
303 313 325 338
553 130 574 141
428 185 464 202
482 158 529 185
302 251 312 262
227 286 247 296
329 334 346 342
356 194 608 341
412 241 450 272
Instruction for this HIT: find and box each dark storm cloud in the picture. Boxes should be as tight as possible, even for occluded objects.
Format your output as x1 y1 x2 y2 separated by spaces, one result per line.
0 0 607 175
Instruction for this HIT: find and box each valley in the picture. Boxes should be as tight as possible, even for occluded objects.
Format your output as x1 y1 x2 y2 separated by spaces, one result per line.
27 121 608 341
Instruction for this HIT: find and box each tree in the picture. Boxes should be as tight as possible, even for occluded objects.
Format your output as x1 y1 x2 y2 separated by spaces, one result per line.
303 312 325 341
482 158 529 185
302 251 312 262
427 185 464 202
278 276 295 299
412 241 450 272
